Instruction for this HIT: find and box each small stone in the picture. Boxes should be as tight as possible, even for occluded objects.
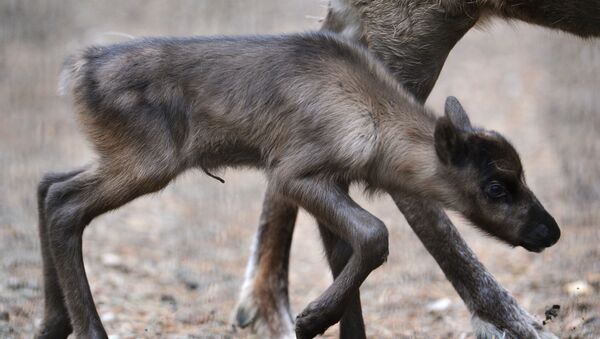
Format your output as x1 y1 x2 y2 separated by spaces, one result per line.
177 309 216 325
176 269 199 291
101 312 115 323
564 280 593 296
543 304 560 325
0 311 9 321
185 281 198 290
426 298 451 312
102 253 123 267
160 294 177 310
7 277 22 290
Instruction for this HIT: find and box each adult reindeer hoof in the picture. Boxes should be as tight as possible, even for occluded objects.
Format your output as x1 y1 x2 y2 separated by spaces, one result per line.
232 286 294 339
472 314 558 339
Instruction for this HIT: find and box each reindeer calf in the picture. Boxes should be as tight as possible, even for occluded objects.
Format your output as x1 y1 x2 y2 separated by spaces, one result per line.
37 32 560 339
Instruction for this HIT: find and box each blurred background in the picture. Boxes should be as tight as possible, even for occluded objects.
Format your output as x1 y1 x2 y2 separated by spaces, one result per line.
0 0 599 338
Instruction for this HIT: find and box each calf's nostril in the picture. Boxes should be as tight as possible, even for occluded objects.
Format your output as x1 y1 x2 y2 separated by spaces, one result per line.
531 224 550 239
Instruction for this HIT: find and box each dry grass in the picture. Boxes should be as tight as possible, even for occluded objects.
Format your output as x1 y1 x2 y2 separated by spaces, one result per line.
0 1 598 338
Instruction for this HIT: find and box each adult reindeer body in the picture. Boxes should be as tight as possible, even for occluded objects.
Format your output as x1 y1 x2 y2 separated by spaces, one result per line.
236 0 600 338
36 32 560 338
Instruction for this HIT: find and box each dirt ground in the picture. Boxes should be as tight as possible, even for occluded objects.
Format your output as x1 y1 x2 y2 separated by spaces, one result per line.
1 1 599 338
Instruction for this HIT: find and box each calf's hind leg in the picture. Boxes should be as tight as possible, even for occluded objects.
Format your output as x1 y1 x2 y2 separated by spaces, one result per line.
274 177 388 339
234 185 297 338
36 169 85 339
317 182 366 339
318 224 365 339
44 163 175 338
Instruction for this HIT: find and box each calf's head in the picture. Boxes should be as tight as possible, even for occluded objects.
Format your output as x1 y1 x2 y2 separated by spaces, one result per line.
434 96 560 252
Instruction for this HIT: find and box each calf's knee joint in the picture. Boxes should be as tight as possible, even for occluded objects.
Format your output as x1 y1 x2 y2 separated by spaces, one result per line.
359 221 389 268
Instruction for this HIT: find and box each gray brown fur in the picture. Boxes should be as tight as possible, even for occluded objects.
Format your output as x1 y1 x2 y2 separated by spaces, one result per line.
36 32 559 338
237 0 600 338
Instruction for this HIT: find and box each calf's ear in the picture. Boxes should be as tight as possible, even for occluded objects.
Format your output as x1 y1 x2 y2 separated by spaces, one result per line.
445 96 472 131
434 116 467 166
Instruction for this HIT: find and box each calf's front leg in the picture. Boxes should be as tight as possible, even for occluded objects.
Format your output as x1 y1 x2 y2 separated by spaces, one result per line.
274 177 388 339
391 193 557 339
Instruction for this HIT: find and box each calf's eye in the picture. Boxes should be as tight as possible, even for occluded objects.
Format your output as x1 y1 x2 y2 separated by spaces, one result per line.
485 181 507 200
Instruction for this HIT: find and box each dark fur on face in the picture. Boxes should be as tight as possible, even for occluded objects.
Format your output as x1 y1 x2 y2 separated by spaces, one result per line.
434 97 560 251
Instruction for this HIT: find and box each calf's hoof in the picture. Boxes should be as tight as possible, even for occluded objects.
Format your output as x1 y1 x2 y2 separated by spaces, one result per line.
232 285 295 338
295 302 336 339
